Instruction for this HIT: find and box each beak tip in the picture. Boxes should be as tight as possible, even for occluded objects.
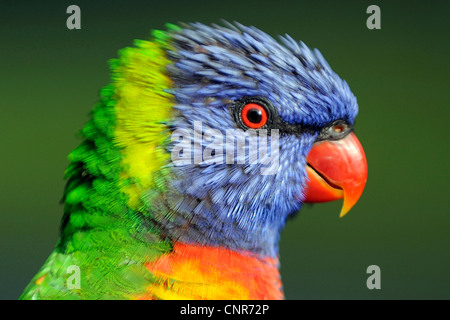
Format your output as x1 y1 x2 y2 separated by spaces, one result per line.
338 197 357 218
339 208 349 218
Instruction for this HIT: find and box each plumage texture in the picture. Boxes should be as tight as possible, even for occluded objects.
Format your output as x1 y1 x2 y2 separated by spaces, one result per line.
20 22 358 300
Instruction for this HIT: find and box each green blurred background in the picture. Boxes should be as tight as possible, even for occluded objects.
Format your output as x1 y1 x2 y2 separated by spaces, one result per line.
1 0 449 299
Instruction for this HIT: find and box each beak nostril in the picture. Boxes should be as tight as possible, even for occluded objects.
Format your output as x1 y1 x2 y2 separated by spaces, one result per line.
333 125 345 133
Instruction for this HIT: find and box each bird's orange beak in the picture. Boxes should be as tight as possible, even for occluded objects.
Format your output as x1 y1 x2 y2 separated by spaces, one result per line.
303 132 368 217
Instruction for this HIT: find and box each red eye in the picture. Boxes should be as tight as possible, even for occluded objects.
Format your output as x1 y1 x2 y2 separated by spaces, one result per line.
241 103 268 129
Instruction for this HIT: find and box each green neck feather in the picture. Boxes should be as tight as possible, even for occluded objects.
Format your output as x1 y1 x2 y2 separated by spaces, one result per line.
21 25 182 299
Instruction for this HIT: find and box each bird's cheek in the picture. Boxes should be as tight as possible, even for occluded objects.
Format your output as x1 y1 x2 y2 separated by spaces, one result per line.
303 132 368 217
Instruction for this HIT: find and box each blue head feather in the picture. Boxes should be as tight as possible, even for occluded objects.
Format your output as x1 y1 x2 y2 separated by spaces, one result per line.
154 22 358 257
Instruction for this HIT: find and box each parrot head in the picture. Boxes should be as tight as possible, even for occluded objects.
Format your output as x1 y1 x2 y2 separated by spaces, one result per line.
20 22 368 300
148 22 368 257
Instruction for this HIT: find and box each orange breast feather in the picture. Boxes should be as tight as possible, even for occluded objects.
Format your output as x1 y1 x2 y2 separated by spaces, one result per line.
140 243 283 300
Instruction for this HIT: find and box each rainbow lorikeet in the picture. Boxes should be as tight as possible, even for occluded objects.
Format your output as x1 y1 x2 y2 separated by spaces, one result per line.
20 22 367 300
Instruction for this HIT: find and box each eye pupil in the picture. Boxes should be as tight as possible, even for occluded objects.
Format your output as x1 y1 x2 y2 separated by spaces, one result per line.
247 109 263 123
